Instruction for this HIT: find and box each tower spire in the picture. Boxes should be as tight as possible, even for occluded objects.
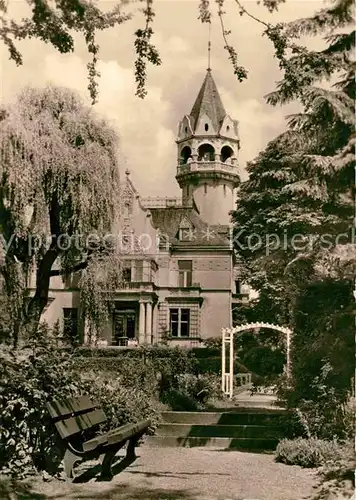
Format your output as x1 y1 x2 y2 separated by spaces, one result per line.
207 20 211 71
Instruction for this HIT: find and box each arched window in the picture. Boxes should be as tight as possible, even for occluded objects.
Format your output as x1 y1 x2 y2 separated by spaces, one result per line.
226 125 230 132
198 143 215 162
204 123 209 132
180 145 192 164
221 145 234 163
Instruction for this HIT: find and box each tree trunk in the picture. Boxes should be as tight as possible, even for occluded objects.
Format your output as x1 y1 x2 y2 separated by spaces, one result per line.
24 247 59 340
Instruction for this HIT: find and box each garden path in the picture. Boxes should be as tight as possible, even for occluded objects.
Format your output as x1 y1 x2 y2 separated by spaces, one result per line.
13 447 318 500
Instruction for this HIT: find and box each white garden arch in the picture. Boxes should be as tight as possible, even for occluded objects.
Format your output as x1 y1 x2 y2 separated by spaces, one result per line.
221 322 292 398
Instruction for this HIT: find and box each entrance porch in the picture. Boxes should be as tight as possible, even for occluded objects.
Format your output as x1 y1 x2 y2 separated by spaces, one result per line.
111 300 158 346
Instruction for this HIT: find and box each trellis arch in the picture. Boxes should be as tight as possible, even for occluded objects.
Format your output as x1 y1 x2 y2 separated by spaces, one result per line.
221 322 293 398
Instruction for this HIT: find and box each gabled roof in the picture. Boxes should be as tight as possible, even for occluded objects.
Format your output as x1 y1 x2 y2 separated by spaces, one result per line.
189 69 227 133
150 207 231 248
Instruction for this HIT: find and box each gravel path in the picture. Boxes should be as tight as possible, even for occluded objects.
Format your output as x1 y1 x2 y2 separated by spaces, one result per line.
25 446 318 500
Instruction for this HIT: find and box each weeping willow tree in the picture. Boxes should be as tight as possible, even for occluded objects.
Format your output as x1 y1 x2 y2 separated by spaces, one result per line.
0 85 123 346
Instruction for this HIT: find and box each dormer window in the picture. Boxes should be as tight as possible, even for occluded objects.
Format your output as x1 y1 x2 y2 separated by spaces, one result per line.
179 226 194 241
178 217 194 241
204 123 209 132
185 126 188 133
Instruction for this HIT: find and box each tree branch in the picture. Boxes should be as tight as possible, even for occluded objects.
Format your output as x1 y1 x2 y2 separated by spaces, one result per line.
233 0 270 28
49 258 89 276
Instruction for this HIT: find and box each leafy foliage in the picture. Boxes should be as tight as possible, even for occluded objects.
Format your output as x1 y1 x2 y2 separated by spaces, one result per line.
279 280 354 440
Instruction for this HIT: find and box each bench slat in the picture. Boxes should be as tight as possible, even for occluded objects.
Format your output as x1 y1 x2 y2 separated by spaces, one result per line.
83 418 151 452
55 409 107 439
47 395 99 419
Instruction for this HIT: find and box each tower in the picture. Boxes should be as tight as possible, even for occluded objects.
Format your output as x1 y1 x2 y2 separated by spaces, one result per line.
176 69 240 226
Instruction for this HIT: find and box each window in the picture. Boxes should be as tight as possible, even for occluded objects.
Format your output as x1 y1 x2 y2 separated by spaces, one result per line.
235 280 241 294
158 233 169 249
204 123 209 131
223 184 226 196
185 126 188 133
63 308 78 343
135 260 143 281
122 262 132 282
178 260 192 287
204 183 207 195
170 308 190 337
226 125 230 132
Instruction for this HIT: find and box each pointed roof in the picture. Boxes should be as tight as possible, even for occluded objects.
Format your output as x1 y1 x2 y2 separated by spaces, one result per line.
189 69 227 133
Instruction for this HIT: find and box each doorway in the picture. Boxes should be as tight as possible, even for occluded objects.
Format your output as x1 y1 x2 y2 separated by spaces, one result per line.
113 309 136 346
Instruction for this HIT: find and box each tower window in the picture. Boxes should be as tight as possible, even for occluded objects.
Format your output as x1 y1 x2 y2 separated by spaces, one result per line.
198 143 215 162
180 145 192 165
221 145 234 163
185 126 188 133
204 123 209 132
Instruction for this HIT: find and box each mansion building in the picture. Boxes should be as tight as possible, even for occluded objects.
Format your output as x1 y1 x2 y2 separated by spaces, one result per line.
37 70 249 347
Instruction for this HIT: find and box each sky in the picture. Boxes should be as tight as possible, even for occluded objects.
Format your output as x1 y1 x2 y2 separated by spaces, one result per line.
0 0 324 196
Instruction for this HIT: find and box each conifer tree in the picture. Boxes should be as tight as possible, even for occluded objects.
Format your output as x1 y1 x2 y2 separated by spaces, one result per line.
232 0 355 416
233 0 354 297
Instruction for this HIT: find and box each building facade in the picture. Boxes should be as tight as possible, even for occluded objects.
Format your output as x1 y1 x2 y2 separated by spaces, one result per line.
37 70 249 347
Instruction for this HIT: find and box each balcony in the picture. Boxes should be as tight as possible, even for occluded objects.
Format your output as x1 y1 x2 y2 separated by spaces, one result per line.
177 160 239 177
167 284 203 304
140 197 193 209
119 281 156 293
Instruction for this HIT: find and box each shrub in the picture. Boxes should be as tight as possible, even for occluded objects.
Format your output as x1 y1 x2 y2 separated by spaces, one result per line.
278 364 354 440
80 371 161 431
311 440 355 500
288 281 354 438
275 438 342 468
161 373 224 411
0 325 83 478
0 325 162 479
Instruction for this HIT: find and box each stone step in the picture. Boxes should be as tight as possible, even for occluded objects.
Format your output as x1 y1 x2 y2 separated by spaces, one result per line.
145 436 279 450
161 411 287 426
155 423 283 439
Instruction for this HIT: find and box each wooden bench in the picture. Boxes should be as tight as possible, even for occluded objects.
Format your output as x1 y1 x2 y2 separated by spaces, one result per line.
47 395 151 481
